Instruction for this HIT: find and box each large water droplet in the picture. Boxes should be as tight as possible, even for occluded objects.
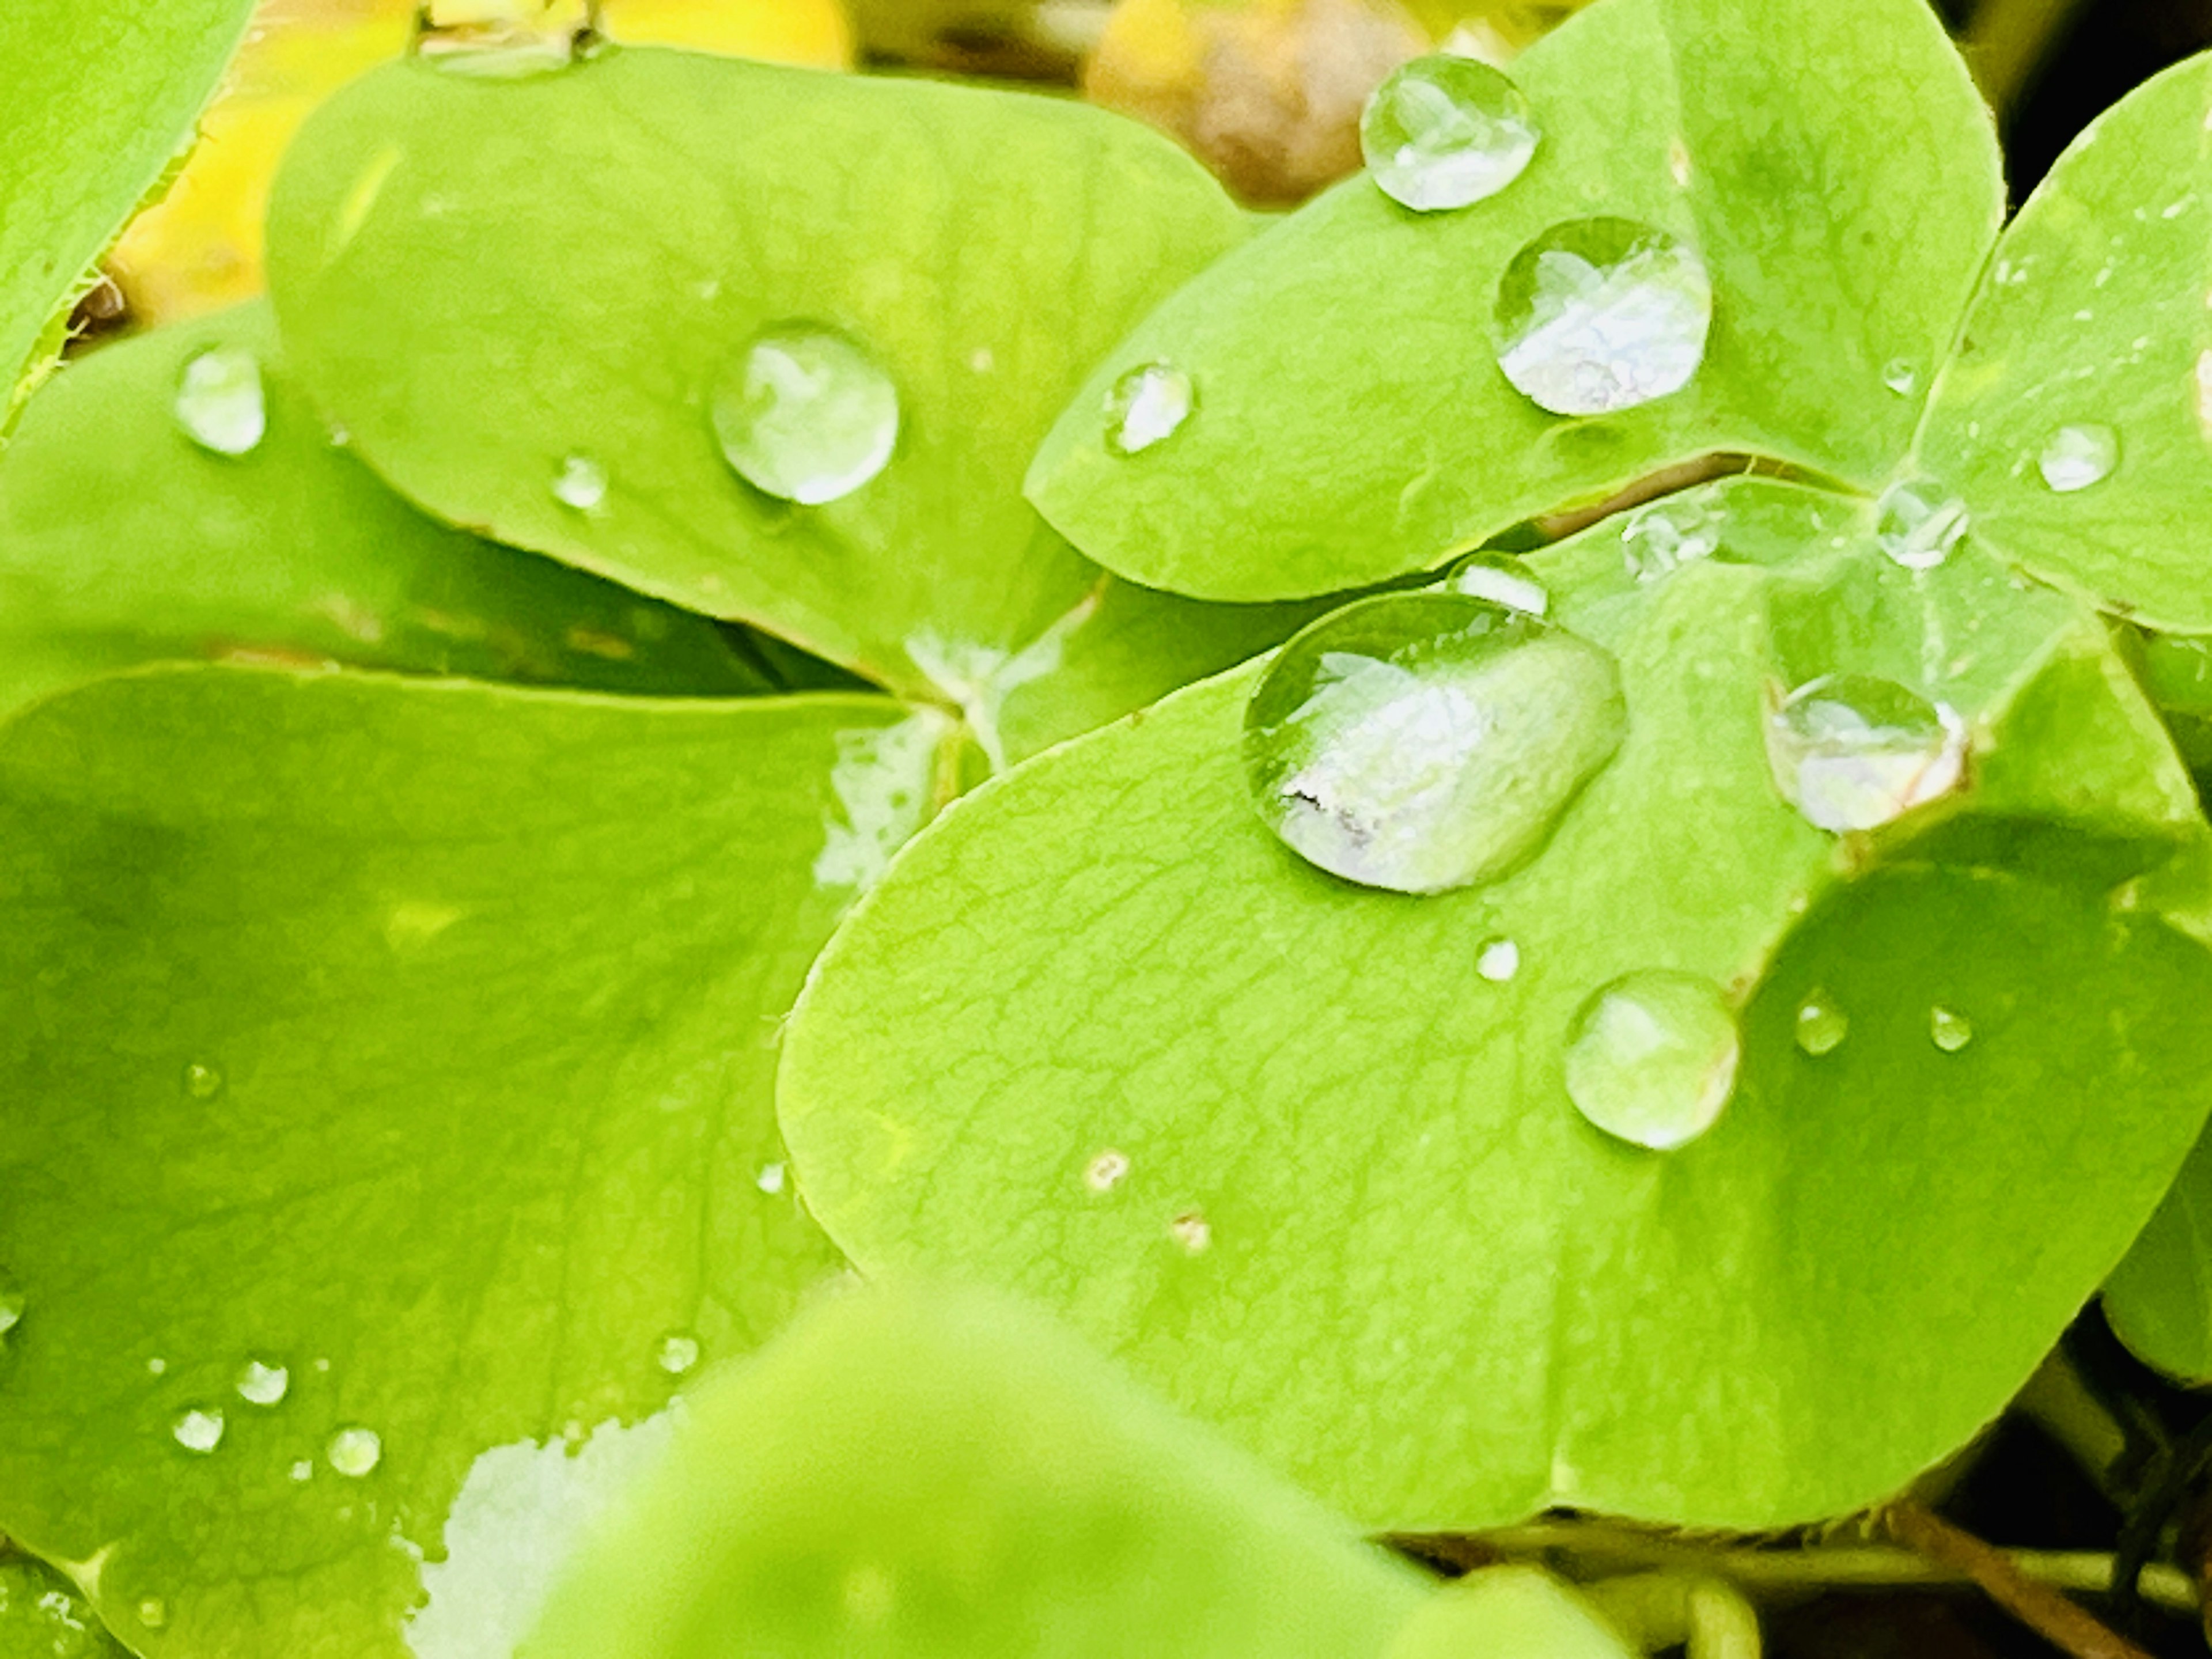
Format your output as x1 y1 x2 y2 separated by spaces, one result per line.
235 1358 289 1406
175 346 267 456
1563 970 1740 1150
172 1407 225 1454
1446 551 1548 614
1766 675 1965 834
1794 990 1849 1056
2037 423 2119 493
412 0 599 77
327 1426 382 1477
1476 937 1521 983
1104 362 1194 456
552 453 607 512
1874 479 1970 570
1244 593 1627 894
1622 495 1719 581
183 1061 225 1101
1930 1004 1975 1053
656 1333 700 1376
1494 219 1712 416
1360 55 1538 212
710 324 899 505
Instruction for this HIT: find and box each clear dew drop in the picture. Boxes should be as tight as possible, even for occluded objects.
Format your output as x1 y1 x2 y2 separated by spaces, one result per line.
656 1333 700 1376
552 453 608 512
709 323 899 505
235 1358 289 1406
1881 358 1919 397
1477 937 1521 983
1874 478 1971 570
1244 593 1627 895
1930 1004 1975 1053
1766 675 1966 834
138 1600 168 1631
1622 495 1720 581
1360 54 1539 212
1084 1149 1131 1192
327 1426 382 1477
755 1161 787 1196
175 346 266 457
1169 1211 1212 1253
1446 551 1548 615
1103 362 1194 456
182 1060 225 1101
1794 990 1849 1056
289 1460 314 1482
171 1407 225 1454
1494 218 1712 416
1562 969 1740 1150
2037 423 2119 493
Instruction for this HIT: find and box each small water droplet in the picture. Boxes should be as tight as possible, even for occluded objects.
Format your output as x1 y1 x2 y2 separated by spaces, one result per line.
411 0 598 76
171 1407 225 1454
1930 1004 1975 1052
2037 423 2119 493
1766 675 1965 834
289 1459 314 1482
1169 1211 1212 1253
1622 495 1719 581
182 1061 225 1101
1881 359 1918 397
327 1426 381 1477
138 1600 168 1630
1874 479 1970 570
1244 593 1627 894
1794 990 1849 1056
175 345 267 456
0 1286 22 1338
552 453 608 512
1494 218 1712 416
1563 970 1739 1150
1477 937 1521 983
1104 362 1194 457
1446 551 1548 614
710 323 899 505
1360 54 1538 211
235 1358 289 1406
755 1162 786 1195
1084 1149 1131 1192
656 1333 700 1376
147 1356 167 1376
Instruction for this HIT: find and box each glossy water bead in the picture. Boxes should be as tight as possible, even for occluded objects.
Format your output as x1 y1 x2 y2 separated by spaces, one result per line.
710 323 899 505
1361 55 1539 211
1243 592 1626 895
1494 219 1711 416
1563 969 1741 1149
1766 675 1965 834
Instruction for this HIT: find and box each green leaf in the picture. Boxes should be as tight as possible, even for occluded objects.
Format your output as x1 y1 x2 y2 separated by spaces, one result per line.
2105 1125 2212 1381
0 0 255 415
0 1555 124 1659
264 47 1271 739
781 479 2212 1529
0 666 955 1656
1024 0 2001 601
1916 51 2212 632
527 1283 1428 1659
0 303 767 719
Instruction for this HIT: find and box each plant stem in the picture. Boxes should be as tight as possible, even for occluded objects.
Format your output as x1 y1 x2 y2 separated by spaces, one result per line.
1883 1501 2156 1659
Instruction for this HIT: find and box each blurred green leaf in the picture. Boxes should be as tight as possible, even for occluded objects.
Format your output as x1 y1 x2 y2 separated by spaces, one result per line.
1384 1567 1636 1659
0 667 952 1656
0 1556 124 1659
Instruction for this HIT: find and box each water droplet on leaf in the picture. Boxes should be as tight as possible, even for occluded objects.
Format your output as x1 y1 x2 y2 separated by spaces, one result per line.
1243 593 1627 894
755 1162 786 1195
656 1334 700 1376
1169 1211 1212 1253
182 1061 224 1101
327 1426 382 1477
1874 479 1970 570
1766 675 1965 833
1477 937 1521 983
2037 423 2119 493
1494 218 1712 415
235 1359 289 1406
0 1286 22 1338
171 1407 225 1454
1622 495 1719 581
138 1600 168 1630
1881 359 1919 397
1360 55 1538 211
552 453 608 512
710 324 899 505
1930 1004 1975 1053
1085 1149 1131 1192
175 346 266 456
1563 969 1740 1150
1104 362 1194 456
1446 551 1548 614
1794 990 1849 1056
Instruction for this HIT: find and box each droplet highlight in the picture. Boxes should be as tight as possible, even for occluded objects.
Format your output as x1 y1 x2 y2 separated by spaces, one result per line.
1874 479 1970 570
0 1285 22 1338
235 1358 289 1406
1494 218 1712 416
327 1426 382 1477
1360 54 1539 212
2037 423 2119 493
1477 937 1521 983
1563 969 1740 1150
656 1334 700 1376
1104 362 1194 456
1243 593 1628 895
1794 990 1849 1056
710 323 899 505
755 1162 787 1196
1930 1004 1975 1053
182 1061 225 1101
1446 551 1548 615
552 453 608 512
1766 675 1966 834
175 346 266 457
172 1407 225 1454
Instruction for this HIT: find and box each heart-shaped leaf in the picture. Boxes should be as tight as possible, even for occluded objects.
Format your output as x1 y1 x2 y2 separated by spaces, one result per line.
0 666 953 1656
1024 0 2000 600
0 303 766 719
781 480 2212 1529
